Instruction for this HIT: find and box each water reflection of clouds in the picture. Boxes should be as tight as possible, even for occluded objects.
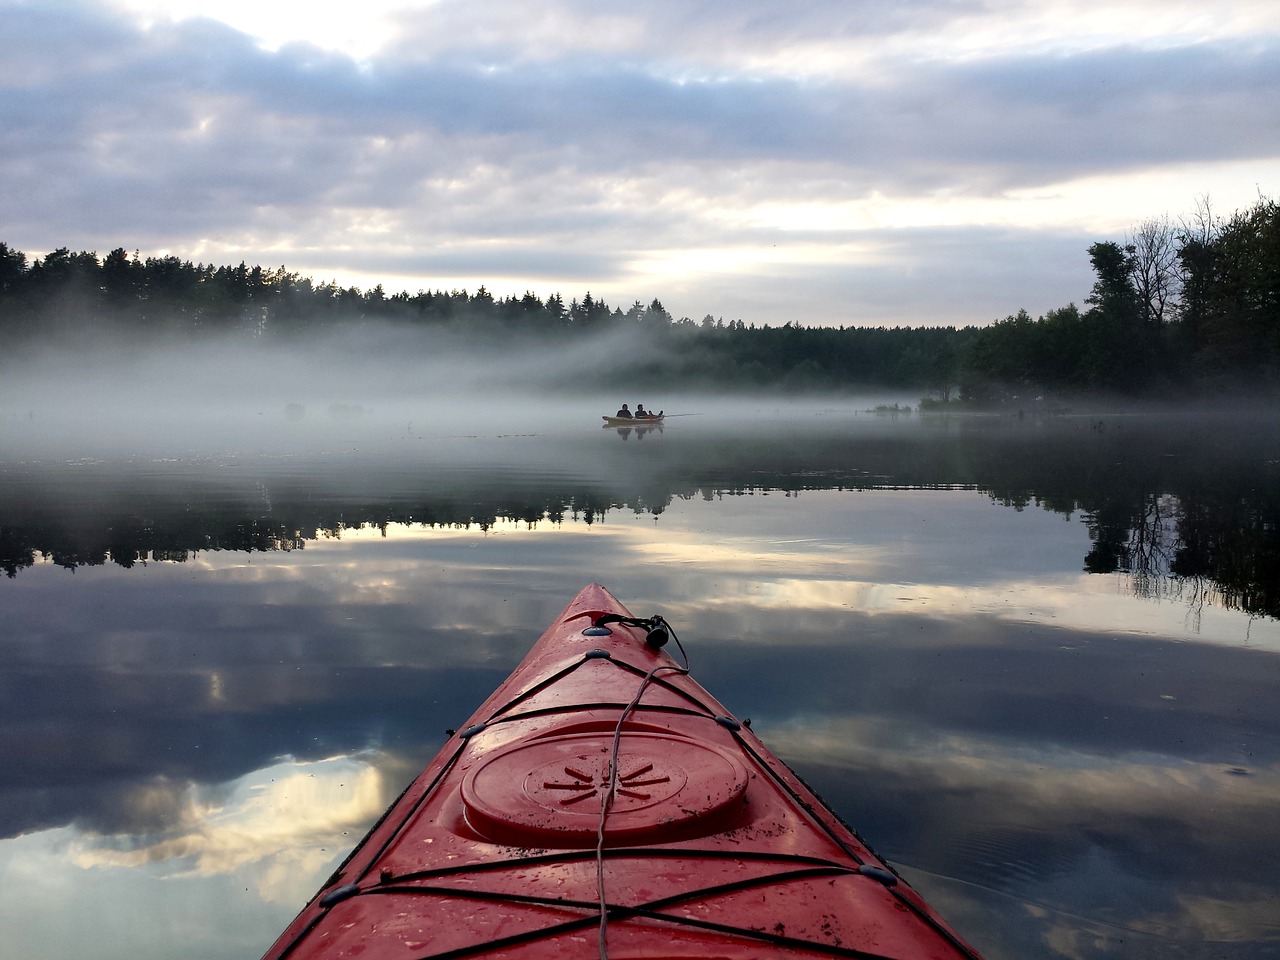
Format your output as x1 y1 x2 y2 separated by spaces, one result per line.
5 482 1279 959
706 576 1280 649
768 716 1280 947
241 492 1275 650
0 756 398 960
67 756 388 902
771 715 1280 817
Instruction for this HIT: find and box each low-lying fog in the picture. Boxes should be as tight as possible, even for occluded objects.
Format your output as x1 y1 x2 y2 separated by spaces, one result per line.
0 325 914 462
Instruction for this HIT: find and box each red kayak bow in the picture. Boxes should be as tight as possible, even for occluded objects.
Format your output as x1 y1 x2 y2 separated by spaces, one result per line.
262 583 985 960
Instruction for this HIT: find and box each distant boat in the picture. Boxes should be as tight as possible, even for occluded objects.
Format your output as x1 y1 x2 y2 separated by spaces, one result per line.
602 414 664 427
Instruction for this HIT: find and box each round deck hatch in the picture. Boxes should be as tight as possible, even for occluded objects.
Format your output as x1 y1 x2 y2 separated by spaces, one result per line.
461 730 748 847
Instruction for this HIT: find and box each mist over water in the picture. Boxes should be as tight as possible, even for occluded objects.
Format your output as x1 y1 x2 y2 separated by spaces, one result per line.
0 323 915 462
3 326 582 458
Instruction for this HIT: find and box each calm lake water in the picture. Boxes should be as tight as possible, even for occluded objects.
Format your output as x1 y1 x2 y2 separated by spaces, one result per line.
2 398 1278 960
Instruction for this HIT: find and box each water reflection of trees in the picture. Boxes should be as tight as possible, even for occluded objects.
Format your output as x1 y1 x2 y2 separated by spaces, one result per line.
1085 487 1278 622
1086 493 1213 628
972 415 1278 621
3 416 1276 620
1068 423 1279 622
0 484 633 578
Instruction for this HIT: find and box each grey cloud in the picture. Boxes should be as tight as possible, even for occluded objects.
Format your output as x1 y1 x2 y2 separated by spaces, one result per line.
306 247 626 286
383 0 992 64
15 6 1272 163
7 4 1275 201
913 41 1280 175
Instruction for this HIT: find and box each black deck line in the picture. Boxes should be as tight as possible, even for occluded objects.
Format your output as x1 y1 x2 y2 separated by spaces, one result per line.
386 845 862 882
368 864 899 960
484 648 715 725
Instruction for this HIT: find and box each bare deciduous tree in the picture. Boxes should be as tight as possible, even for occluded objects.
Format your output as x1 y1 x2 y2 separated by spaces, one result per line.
1127 214 1179 328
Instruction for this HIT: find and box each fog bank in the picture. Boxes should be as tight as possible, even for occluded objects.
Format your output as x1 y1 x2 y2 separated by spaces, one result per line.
0 324 919 461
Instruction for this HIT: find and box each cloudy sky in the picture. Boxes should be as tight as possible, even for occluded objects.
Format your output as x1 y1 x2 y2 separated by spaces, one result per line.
4 0 1279 327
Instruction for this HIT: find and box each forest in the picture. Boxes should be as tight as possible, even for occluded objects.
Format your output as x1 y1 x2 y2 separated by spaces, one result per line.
2 196 1277 402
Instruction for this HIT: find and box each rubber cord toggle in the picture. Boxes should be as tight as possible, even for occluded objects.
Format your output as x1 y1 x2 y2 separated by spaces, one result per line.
591 613 671 648
644 618 670 649
858 865 899 887
319 883 361 907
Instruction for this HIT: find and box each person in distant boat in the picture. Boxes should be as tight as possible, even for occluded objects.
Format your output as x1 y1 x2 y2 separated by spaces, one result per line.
635 404 663 419
615 404 633 419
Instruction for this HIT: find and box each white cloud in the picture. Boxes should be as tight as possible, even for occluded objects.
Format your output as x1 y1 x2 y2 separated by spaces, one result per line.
108 0 411 58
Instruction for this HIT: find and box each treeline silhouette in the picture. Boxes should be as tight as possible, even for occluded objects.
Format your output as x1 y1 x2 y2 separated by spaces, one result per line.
962 197 1280 400
2 196 1276 398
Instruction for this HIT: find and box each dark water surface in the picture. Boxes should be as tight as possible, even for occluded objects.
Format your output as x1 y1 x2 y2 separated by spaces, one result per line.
2 403 1278 959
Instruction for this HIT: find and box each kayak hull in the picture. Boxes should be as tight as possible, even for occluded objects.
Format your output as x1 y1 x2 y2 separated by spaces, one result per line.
262 584 984 959
602 415 664 426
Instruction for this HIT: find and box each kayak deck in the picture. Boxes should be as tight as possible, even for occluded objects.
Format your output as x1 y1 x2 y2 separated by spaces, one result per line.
262 584 984 959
